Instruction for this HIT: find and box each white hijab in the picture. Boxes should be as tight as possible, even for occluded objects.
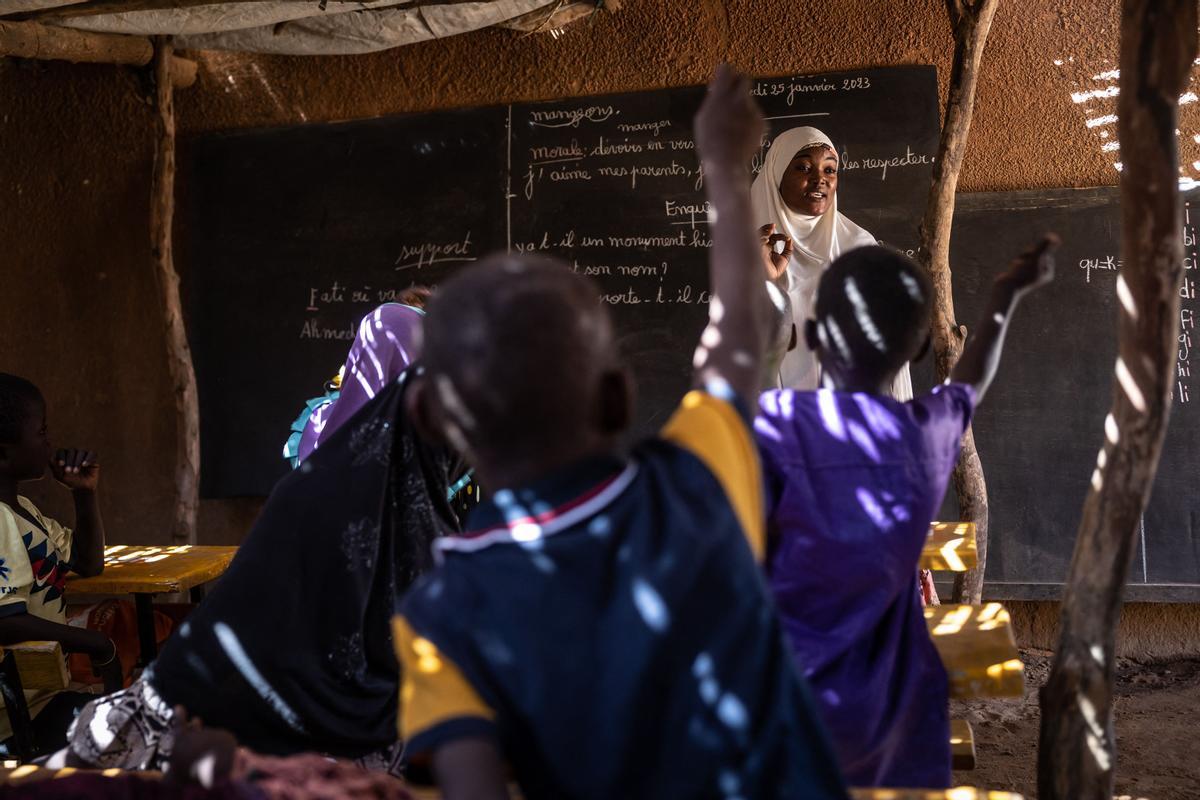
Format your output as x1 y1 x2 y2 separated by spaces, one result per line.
751 126 911 400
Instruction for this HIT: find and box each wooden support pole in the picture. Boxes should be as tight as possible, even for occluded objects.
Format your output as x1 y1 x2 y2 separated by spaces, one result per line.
1036 2 1198 798
0 18 196 86
915 0 999 605
150 35 199 546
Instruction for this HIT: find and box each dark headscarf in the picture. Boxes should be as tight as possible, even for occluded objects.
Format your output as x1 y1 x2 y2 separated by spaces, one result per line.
150 373 462 757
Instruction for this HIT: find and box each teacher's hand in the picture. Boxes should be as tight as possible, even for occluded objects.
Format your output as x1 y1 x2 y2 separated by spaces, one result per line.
759 223 792 285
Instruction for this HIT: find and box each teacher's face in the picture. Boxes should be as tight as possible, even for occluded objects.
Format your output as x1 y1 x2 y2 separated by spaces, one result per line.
778 145 838 216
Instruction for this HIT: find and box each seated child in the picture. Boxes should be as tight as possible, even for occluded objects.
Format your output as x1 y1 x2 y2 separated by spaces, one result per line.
53 358 468 772
392 67 848 800
754 237 1057 787
0 373 121 751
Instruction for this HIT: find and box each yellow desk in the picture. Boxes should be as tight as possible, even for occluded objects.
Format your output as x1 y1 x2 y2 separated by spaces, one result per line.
925 603 1024 699
921 522 977 572
0 765 163 783
66 545 237 666
410 785 1022 800
850 790 1022 800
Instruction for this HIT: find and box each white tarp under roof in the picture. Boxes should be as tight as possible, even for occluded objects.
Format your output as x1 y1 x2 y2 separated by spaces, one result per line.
1 0 592 55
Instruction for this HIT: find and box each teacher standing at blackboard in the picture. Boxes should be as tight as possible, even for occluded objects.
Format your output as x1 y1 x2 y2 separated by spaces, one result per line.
752 126 913 400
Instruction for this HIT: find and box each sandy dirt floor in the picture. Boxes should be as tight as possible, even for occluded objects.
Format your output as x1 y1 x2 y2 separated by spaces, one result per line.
951 650 1200 799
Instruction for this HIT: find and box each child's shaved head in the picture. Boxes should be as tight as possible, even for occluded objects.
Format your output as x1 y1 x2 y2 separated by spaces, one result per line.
811 246 932 388
419 254 627 472
0 373 43 443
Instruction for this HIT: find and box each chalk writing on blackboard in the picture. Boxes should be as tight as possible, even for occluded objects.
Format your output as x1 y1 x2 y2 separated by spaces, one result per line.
1079 255 1120 282
528 105 618 128
839 146 933 180
616 120 672 136
1177 202 1198 404
394 232 475 272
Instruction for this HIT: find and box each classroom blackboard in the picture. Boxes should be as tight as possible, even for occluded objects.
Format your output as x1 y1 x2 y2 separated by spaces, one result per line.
182 65 940 497
924 186 1200 601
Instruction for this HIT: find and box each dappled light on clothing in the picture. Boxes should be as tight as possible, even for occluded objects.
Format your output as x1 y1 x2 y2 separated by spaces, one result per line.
756 384 976 787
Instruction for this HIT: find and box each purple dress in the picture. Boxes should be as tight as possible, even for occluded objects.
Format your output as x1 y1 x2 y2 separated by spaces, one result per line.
754 383 975 788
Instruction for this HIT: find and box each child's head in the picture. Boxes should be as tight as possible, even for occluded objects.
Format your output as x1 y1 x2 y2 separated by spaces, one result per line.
804 246 932 392
397 286 433 310
0 373 50 481
412 254 631 485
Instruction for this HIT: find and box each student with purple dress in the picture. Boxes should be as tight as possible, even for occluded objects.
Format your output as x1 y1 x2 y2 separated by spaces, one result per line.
755 236 1057 787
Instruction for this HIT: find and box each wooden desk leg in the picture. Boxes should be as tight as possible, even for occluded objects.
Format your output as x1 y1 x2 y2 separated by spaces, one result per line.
0 650 37 761
134 593 158 667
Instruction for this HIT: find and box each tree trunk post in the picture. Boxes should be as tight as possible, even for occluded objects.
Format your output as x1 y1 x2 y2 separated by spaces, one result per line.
1036 3 1198 798
916 0 1000 604
150 35 199 545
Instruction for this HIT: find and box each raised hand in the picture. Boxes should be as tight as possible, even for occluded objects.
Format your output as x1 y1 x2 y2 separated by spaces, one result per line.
690 65 770 408
694 64 765 170
951 233 1061 402
999 234 1058 295
760 223 793 285
51 448 99 491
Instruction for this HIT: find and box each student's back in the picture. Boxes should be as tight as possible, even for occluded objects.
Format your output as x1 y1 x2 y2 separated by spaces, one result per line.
400 420 841 799
757 383 972 786
755 241 1055 788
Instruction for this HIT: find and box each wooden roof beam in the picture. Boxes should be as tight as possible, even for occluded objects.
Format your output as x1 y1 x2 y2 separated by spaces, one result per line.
3 0 478 23
0 19 196 85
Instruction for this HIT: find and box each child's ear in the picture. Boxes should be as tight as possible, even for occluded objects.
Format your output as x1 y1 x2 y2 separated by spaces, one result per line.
405 374 445 447
597 368 633 436
913 334 932 363
803 319 821 354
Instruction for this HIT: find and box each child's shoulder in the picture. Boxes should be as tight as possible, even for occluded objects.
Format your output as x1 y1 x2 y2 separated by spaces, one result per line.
0 495 39 518
909 382 977 422
13 496 52 526
14 496 40 515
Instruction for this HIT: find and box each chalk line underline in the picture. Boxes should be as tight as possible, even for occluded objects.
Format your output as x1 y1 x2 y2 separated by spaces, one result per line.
765 112 832 120
394 256 478 272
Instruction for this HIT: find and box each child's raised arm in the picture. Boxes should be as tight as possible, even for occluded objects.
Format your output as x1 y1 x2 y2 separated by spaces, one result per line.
951 235 1058 401
692 66 771 409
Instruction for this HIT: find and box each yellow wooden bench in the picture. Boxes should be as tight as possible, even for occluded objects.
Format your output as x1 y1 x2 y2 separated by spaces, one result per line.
950 718 976 770
0 641 71 761
925 603 1024 699
0 765 163 784
922 522 977 572
411 785 1020 799
850 790 1022 799
0 642 69 693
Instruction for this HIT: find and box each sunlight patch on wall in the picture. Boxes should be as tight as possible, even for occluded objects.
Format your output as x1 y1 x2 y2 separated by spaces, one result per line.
1056 53 1200 188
